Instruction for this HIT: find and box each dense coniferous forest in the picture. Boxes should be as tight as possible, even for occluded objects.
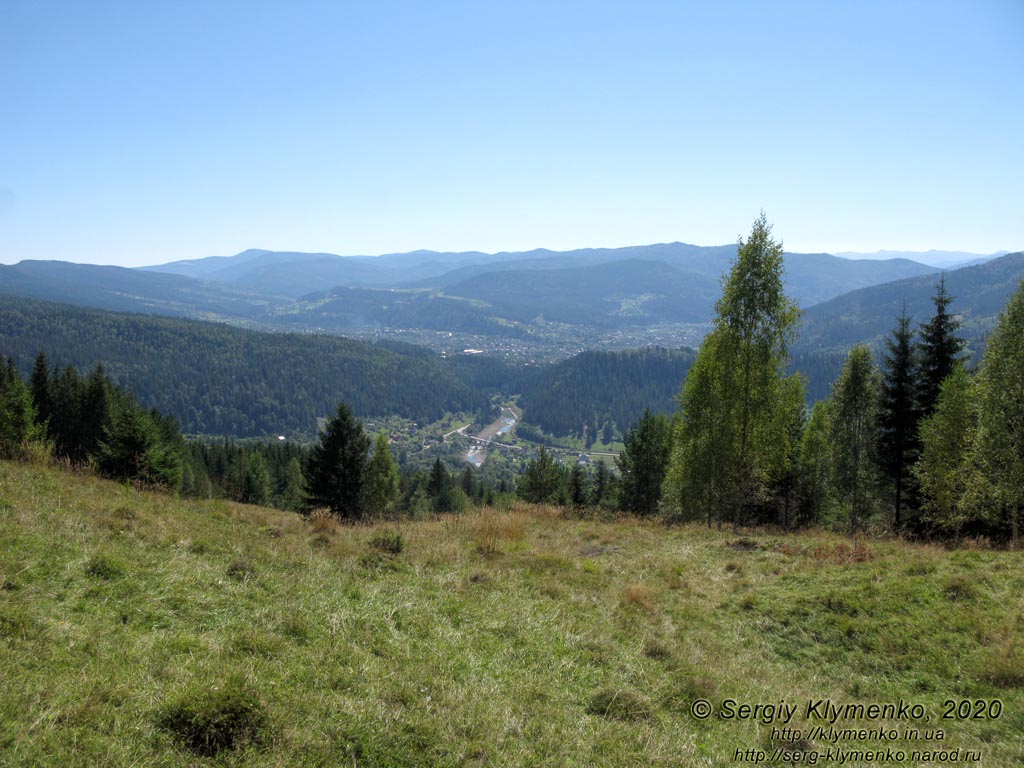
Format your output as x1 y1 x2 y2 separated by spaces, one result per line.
516 348 696 439
0 298 490 435
0 351 516 516
2 353 186 488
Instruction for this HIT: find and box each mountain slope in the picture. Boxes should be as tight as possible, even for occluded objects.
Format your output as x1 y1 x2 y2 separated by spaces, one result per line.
6 461 1020 766
517 347 697 437
268 287 533 337
796 252 1024 354
0 260 274 319
144 249 401 297
0 298 489 436
444 260 721 327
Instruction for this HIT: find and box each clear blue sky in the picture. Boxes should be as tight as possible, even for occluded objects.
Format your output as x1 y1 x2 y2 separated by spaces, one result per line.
2 0 1022 267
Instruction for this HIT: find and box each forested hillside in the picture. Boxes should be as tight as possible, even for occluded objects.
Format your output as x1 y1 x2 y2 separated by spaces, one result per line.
0 298 707 441
270 287 533 337
796 251 1024 353
0 299 490 436
0 260 272 320
517 348 696 438
444 260 720 326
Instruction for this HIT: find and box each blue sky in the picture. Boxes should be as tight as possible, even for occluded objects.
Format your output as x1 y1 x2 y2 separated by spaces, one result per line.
2 0 1022 267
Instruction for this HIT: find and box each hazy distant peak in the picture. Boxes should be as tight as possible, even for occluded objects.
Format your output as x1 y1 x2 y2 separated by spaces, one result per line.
834 249 1009 269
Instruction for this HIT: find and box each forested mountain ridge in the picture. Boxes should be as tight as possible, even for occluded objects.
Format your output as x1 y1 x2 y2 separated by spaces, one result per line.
142 243 939 310
834 249 1007 268
0 298 490 436
796 251 1024 354
0 260 274 319
443 260 720 326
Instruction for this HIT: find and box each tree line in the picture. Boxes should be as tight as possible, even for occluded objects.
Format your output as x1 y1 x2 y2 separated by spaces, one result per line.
586 214 1023 545
0 357 514 519
1 353 185 488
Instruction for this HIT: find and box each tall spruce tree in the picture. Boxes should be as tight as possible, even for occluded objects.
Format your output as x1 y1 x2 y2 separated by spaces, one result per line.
877 305 921 530
80 365 112 459
306 402 371 519
0 355 42 459
662 213 801 525
279 457 306 511
617 409 673 516
568 463 589 509
96 401 183 490
427 458 459 512
233 452 272 505
30 352 51 427
591 460 611 508
918 276 965 417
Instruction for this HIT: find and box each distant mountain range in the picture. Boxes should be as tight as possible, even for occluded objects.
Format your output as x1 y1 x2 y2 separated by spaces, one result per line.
2 243 1021 375
140 243 941 307
0 260 271 319
833 249 1008 269
2 243 946 340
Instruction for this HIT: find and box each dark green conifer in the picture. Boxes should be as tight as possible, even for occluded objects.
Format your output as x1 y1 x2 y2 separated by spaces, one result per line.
305 402 370 519
918 276 966 417
877 305 922 529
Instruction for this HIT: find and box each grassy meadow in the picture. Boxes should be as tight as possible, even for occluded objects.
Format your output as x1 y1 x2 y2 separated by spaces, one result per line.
1 459 1022 766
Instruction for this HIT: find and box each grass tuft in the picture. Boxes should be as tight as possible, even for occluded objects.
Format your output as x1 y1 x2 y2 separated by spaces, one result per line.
472 509 526 554
943 574 976 602
307 507 338 536
368 530 404 554
621 582 654 611
157 680 268 757
585 688 651 720
84 554 124 579
642 638 672 660
226 558 256 581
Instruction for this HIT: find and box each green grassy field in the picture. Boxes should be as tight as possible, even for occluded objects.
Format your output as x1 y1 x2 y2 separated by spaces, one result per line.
1 460 1022 766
